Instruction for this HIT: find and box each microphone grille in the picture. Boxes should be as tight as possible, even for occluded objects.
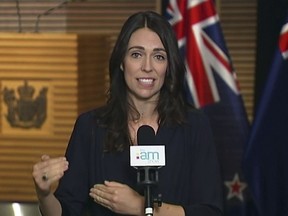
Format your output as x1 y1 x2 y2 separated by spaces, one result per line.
137 125 156 145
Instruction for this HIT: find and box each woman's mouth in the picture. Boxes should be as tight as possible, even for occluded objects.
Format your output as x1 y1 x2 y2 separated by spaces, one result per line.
137 78 154 85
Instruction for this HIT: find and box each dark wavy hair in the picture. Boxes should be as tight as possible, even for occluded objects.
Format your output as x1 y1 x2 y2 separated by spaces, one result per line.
100 11 190 152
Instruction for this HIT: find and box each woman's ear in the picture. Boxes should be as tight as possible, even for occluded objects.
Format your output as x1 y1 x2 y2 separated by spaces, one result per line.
120 63 124 71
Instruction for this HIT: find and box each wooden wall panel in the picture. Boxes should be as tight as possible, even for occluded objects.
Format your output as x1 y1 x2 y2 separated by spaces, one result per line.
0 0 160 33
0 0 257 202
219 0 257 122
0 33 110 201
0 0 160 203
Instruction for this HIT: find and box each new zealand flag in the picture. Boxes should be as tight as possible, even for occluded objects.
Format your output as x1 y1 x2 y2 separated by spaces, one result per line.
164 0 253 215
243 15 288 216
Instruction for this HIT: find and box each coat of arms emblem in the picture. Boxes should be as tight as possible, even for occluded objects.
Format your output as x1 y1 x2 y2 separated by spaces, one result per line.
3 81 48 128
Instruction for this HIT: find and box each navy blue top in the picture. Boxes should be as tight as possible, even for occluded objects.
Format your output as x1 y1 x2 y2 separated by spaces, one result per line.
54 108 223 216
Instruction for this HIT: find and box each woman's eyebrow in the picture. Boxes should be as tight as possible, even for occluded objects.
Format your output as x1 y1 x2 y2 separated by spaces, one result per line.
128 46 166 52
128 46 144 51
153 48 166 52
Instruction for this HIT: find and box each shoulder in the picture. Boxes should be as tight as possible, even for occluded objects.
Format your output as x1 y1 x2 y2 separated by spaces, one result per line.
74 106 107 128
77 106 106 120
182 109 215 150
185 108 211 128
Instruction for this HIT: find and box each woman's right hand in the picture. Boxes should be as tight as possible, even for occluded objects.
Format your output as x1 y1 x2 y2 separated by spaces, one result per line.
32 155 69 198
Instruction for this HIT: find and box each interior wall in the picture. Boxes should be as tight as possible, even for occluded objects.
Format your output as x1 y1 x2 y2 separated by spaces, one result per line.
0 0 256 202
0 0 161 202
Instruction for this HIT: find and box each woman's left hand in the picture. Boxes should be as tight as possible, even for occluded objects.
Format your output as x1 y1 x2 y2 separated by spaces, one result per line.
89 181 144 216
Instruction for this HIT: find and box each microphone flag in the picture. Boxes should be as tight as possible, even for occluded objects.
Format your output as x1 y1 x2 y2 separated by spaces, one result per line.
130 145 165 167
130 125 165 167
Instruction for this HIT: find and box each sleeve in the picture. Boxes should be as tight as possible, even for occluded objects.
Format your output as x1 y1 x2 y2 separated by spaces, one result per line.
54 112 93 216
183 111 223 216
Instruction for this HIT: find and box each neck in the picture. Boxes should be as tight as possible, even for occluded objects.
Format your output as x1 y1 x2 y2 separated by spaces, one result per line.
128 99 158 122
128 106 159 145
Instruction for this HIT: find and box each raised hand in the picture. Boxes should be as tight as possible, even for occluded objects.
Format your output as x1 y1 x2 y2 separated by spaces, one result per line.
32 155 69 198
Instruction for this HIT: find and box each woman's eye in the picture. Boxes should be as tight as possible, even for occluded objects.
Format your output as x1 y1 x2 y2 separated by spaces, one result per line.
154 54 166 61
131 52 142 58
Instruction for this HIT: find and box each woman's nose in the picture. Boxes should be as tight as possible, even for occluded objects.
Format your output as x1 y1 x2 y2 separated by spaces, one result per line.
141 57 153 72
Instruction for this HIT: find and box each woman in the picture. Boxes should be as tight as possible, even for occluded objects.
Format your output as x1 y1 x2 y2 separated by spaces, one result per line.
32 11 223 216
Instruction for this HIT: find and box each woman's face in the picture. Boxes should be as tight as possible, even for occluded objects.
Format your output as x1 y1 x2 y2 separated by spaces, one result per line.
122 27 168 103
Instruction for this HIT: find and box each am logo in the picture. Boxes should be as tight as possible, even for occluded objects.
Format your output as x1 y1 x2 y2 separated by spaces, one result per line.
137 150 160 161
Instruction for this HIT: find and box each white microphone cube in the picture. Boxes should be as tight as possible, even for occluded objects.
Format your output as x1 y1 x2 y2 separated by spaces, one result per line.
130 145 166 167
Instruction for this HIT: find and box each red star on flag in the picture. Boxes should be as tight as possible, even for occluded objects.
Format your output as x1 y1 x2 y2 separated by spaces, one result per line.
225 173 247 201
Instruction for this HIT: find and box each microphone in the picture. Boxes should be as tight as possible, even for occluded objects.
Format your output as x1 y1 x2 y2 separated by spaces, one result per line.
137 124 156 144
130 125 165 167
130 125 165 216
34 0 69 33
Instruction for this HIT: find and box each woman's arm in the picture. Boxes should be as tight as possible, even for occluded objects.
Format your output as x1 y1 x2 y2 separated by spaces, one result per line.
89 181 185 216
32 155 69 216
38 193 62 216
153 203 185 216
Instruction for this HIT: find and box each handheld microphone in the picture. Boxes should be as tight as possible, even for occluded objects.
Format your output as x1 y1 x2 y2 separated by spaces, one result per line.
131 125 165 167
130 125 165 216
137 125 156 144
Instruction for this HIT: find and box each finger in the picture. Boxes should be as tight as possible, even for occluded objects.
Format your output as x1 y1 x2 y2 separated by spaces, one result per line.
44 157 67 167
35 157 67 171
41 170 66 184
33 158 68 184
90 193 112 210
91 185 115 202
89 189 107 205
94 184 117 197
93 184 108 192
42 161 69 181
41 154 50 161
104 180 125 187
93 193 112 209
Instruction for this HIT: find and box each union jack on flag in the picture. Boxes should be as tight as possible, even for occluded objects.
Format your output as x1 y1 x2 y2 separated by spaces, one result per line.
166 0 239 108
165 0 255 215
279 20 288 59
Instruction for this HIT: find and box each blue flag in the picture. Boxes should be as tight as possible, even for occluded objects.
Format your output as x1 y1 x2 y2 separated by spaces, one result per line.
243 15 288 216
164 0 254 215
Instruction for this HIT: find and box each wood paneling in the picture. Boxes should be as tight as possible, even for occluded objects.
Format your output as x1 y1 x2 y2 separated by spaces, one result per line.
0 0 160 33
219 0 257 122
0 0 257 202
0 33 110 201
0 0 160 202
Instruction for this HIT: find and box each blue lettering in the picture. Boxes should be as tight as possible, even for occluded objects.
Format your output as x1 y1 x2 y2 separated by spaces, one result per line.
139 151 159 160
